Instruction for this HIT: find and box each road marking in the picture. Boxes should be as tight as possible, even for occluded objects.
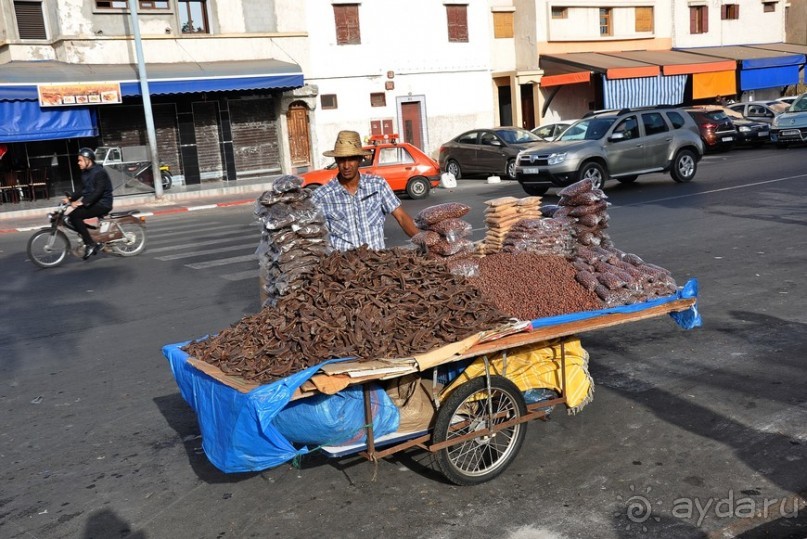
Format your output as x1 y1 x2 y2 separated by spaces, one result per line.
146 236 256 253
155 242 257 261
147 223 249 240
615 173 807 208
221 269 261 281
186 254 256 269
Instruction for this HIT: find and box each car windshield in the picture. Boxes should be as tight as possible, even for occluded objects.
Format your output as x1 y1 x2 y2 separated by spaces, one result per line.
702 110 728 121
558 118 616 141
790 97 807 112
494 128 543 144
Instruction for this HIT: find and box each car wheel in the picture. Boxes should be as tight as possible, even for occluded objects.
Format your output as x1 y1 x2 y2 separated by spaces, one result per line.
616 175 638 184
671 149 697 183
446 159 462 180
577 161 607 190
506 159 516 180
405 177 431 200
521 184 549 196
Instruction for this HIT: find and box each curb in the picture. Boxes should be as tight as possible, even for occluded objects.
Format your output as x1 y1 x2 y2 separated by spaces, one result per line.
0 197 256 234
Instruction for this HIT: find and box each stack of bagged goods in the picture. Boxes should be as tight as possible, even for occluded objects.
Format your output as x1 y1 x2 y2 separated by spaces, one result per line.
254 175 331 306
501 218 576 257
482 196 542 253
411 202 477 276
551 179 678 307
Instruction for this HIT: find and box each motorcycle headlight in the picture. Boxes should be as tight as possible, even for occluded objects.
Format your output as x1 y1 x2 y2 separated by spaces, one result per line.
548 152 567 166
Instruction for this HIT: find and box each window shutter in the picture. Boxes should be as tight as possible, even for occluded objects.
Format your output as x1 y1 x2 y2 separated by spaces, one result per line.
447 5 469 42
703 8 708 33
493 12 514 38
333 4 360 45
690 7 696 33
721 5 727 19
14 1 47 40
735 5 740 18
635 7 653 32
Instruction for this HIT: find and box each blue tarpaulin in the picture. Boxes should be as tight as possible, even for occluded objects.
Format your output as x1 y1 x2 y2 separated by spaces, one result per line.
0 100 97 143
739 65 801 91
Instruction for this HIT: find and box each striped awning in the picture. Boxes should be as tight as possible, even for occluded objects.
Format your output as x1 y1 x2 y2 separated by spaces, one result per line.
603 75 687 109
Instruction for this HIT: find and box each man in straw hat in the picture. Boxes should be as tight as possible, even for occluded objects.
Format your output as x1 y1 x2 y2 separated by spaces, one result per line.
311 130 420 251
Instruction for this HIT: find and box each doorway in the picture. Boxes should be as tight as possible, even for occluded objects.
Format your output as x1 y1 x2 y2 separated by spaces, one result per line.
287 102 311 167
400 100 424 149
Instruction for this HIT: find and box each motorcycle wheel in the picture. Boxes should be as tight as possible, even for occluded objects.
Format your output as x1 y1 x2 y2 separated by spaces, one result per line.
109 222 147 256
28 229 70 268
161 172 172 190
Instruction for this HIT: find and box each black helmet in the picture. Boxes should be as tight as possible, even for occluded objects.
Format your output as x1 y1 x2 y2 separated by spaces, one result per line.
78 147 96 161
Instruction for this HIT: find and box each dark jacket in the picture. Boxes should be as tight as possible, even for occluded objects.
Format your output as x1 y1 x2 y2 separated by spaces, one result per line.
73 163 113 209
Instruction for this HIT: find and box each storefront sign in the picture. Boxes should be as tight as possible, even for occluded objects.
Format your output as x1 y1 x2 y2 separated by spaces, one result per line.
37 82 122 107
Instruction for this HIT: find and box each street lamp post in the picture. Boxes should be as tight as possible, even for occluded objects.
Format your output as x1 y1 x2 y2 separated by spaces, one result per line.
129 0 163 198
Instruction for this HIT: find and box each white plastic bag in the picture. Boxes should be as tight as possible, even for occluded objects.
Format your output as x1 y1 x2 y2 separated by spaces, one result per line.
440 172 457 189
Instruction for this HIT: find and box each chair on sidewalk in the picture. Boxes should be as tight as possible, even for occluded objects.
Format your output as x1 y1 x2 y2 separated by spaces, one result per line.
27 168 49 201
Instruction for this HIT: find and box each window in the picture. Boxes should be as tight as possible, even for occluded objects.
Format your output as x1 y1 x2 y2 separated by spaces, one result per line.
333 4 360 45
378 147 414 165
635 6 653 32
690 6 708 34
14 1 46 39
614 116 640 140
457 131 479 144
370 92 386 107
551 7 568 19
321 94 338 110
642 112 669 135
599 8 612 36
721 4 739 19
493 11 514 38
446 5 469 43
95 1 169 8
666 111 686 129
763 2 776 12
179 1 209 33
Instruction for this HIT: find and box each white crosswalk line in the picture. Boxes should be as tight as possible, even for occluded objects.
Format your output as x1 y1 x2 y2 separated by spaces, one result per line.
221 269 260 281
147 235 257 253
148 223 253 241
155 242 257 260
186 254 256 269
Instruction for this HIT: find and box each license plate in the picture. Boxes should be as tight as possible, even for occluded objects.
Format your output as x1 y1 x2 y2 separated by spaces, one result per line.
781 129 800 136
721 136 734 142
758 131 769 137
522 167 542 174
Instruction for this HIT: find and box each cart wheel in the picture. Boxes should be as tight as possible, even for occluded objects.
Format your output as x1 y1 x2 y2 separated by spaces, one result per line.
432 375 527 486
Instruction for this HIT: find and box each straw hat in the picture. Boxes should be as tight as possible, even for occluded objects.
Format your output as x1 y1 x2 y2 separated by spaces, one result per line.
323 130 372 158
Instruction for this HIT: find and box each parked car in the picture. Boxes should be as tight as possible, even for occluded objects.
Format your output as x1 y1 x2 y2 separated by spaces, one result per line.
532 120 577 142
727 100 790 125
720 106 771 146
685 107 738 151
515 106 704 196
438 127 544 180
770 93 807 148
300 137 439 199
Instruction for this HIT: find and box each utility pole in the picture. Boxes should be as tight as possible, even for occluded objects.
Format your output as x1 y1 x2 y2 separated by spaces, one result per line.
129 0 163 198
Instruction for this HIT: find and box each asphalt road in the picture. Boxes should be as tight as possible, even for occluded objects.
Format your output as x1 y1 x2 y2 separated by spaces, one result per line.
1 146 806 539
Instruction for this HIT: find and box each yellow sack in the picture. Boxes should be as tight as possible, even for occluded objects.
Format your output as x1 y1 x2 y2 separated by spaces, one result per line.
443 337 594 414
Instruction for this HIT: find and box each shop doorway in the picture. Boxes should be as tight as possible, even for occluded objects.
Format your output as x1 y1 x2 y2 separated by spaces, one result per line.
400 100 424 149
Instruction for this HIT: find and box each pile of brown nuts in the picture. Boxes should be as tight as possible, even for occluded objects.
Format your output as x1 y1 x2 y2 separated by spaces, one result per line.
184 246 510 384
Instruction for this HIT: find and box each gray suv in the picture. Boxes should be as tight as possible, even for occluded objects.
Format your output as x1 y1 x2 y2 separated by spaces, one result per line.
515 107 704 195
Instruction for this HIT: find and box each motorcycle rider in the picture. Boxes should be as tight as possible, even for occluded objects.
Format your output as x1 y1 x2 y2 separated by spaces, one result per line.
63 148 114 260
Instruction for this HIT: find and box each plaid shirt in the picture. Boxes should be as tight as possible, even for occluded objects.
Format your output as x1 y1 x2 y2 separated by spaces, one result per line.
311 173 401 251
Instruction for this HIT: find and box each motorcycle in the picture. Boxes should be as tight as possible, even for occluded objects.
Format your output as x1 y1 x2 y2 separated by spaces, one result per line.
27 199 148 268
127 161 173 190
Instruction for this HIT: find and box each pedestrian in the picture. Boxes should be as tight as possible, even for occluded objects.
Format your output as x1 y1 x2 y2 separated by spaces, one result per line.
311 130 420 251
64 147 113 260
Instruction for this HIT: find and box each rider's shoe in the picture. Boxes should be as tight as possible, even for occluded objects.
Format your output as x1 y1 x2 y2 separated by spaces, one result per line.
82 243 102 260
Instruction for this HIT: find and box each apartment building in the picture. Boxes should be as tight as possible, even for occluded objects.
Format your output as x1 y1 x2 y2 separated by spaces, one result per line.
0 0 306 195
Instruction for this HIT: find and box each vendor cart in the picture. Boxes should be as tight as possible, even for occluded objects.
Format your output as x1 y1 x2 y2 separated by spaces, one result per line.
163 280 700 485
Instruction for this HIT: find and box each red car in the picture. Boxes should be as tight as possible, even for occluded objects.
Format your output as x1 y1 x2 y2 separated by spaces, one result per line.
300 136 440 199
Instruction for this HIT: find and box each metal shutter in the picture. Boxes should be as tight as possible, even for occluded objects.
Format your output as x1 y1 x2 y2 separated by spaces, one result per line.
14 1 47 40
228 98 280 177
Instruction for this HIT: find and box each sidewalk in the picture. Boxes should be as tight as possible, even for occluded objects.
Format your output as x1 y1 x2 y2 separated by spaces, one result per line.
0 176 278 233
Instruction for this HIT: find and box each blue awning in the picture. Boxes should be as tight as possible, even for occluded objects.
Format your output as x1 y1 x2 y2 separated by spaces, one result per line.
740 64 800 91
0 59 304 101
603 74 687 109
0 100 98 143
